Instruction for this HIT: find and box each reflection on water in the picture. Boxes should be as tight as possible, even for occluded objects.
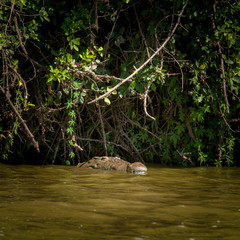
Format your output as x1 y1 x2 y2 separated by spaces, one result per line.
0 164 240 240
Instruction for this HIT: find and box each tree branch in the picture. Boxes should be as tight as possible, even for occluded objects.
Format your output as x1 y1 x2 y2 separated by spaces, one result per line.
0 85 40 152
87 0 189 104
212 0 230 113
143 78 156 120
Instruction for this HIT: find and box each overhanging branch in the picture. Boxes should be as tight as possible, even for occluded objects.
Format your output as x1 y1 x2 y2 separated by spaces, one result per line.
87 0 189 105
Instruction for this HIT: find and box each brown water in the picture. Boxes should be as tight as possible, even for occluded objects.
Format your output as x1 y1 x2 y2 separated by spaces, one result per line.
0 164 240 240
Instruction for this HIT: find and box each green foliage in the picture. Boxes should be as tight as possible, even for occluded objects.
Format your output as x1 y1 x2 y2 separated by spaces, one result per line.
0 0 239 166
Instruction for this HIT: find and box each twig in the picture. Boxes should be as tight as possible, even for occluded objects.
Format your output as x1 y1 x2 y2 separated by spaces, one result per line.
94 1 99 32
103 6 122 59
122 112 162 141
74 136 130 152
1 50 9 98
14 15 28 56
219 106 236 133
164 48 184 91
72 134 84 151
88 0 189 104
98 104 108 155
52 141 59 164
74 70 128 83
177 149 192 163
122 132 145 163
5 0 15 35
212 0 230 113
8 62 28 102
14 15 37 81
0 85 40 152
143 78 156 120
133 3 150 59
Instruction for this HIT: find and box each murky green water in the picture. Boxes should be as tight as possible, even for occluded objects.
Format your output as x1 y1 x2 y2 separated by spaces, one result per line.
0 164 240 240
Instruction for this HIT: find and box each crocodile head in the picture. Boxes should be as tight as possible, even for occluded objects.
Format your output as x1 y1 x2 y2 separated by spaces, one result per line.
127 162 147 174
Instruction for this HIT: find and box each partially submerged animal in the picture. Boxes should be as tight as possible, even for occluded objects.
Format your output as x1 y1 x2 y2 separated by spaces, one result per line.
77 156 147 174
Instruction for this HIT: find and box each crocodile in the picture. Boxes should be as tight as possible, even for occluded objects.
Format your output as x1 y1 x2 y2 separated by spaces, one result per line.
77 156 147 174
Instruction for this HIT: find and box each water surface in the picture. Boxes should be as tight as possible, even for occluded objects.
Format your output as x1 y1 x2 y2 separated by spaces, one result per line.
0 164 240 240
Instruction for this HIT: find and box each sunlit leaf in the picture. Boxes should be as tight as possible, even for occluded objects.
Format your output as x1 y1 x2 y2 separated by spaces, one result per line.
104 97 111 105
65 160 71 166
73 45 79 51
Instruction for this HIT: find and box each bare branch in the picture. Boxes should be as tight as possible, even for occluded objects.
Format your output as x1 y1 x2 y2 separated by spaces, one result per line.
219 106 237 133
212 0 230 113
5 0 15 34
74 70 129 83
164 48 184 91
88 0 189 104
14 15 28 56
177 149 192 163
98 104 108 155
143 81 156 120
0 85 40 152
122 112 162 141
133 3 151 59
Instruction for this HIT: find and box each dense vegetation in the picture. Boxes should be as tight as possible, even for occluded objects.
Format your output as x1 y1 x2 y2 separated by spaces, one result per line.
0 0 239 166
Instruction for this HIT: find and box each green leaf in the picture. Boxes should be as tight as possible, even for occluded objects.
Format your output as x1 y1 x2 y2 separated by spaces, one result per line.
73 45 79 51
72 38 80 45
79 95 84 104
66 53 73 63
178 108 185 122
151 83 156 92
69 151 75 159
73 91 80 99
66 100 73 109
67 127 74 135
27 102 35 107
104 97 111 105
68 140 74 146
65 160 71 166
175 125 185 135
19 0 26 5
169 132 180 148
69 110 76 118
68 119 75 127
